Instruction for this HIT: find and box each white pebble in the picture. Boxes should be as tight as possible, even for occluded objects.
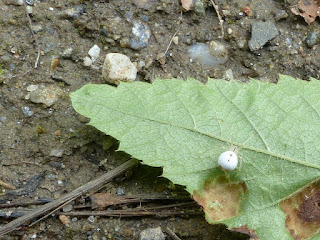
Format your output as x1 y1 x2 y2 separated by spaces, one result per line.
102 53 137 84
88 44 100 62
83 56 93 67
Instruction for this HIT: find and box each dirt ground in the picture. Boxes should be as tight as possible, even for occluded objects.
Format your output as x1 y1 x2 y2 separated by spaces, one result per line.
0 0 319 239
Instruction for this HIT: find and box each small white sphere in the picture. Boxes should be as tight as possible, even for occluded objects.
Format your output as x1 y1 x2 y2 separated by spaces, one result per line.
218 151 238 171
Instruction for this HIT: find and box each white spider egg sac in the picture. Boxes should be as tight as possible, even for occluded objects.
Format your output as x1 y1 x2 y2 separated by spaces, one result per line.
218 151 238 171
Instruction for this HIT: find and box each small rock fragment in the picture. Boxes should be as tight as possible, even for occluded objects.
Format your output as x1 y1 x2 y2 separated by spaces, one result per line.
134 0 157 10
129 21 151 50
181 0 193 11
62 48 73 58
139 227 165 240
31 24 45 34
224 69 234 80
21 106 34 117
59 215 71 225
102 53 137 84
193 0 206 15
83 56 93 67
305 31 319 48
248 21 279 51
209 41 228 58
62 203 73 212
172 36 179 45
50 149 64 157
4 0 23 6
26 85 62 107
59 5 85 19
88 44 100 62
274 9 288 21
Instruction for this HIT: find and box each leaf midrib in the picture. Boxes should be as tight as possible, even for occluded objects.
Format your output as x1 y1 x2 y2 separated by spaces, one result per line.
84 95 320 171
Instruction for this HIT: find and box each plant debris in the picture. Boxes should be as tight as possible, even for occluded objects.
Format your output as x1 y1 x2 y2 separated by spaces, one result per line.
291 0 320 25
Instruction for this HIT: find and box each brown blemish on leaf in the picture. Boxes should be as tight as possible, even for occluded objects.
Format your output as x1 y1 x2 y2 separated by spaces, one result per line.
232 225 259 240
291 0 320 25
281 181 320 240
192 175 245 221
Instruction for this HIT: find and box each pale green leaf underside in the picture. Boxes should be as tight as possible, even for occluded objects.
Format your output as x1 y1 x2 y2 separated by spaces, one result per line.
71 75 320 240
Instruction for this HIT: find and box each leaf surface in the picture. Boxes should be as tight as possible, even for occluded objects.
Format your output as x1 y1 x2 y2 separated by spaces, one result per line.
70 75 320 240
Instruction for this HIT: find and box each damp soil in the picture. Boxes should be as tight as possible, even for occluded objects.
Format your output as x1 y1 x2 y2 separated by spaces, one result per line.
0 0 319 239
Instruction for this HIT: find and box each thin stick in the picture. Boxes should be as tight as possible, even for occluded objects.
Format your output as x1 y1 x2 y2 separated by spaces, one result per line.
210 0 224 38
0 199 51 208
166 227 182 240
164 31 178 56
0 159 138 237
23 0 41 68
57 209 201 217
0 180 16 190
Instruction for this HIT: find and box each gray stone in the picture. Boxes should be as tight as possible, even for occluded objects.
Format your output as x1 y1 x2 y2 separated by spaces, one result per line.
248 21 279 51
305 31 319 48
129 21 151 50
139 227 165 240
274 10 288 21
102 53 137 84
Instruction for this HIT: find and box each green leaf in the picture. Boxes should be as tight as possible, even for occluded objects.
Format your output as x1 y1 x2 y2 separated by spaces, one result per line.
70 75 320 240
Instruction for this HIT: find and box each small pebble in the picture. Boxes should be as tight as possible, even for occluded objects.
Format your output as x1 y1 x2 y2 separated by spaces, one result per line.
305 31 319 48
88 216 95 223
193 0 205 16
224 69 234 80
0 116 7 123
209 41 228 58
26 6 32 14
83 56 93 67
139 227 165 240
62 203 73 212
26 0 34 5
274 9 288 21
172 36 179 45
32 24 45 34
129 21 151 50
59 5 85 19
50 149 64 157
116 187 125 196
88 44 100 62
102 53 137 84
4 0 23 6
62 48 73 58
26 85 62 107
21 106 33 117
59 215 71 225
236 39 246 49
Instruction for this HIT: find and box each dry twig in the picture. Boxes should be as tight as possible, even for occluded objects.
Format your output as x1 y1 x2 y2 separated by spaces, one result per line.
166 227 182 240
23 0 41 68
0 180 16 190
0 159 138 236
210 0 224 38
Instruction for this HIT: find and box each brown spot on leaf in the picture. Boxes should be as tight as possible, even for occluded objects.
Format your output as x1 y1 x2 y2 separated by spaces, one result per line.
192 175 245 221
291 0 320 25
281 181 320 240
232 225 258 240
